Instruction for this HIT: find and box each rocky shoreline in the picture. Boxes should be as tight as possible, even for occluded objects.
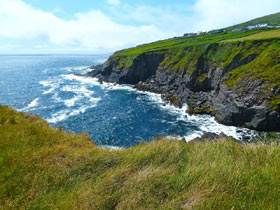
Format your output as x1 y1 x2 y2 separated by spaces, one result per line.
84 69 255 142
87 41 280 132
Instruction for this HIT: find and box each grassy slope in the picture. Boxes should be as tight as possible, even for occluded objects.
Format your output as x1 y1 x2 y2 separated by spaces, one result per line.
1 105 280 209
113 29 263 57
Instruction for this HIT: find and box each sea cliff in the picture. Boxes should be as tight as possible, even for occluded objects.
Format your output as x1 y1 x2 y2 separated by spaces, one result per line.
88 39 280 131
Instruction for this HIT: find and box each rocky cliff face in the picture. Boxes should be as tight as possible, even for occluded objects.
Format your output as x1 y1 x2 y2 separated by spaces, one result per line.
88 40 280 131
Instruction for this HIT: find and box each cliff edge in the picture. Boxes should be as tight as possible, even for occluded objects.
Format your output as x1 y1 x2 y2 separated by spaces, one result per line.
88 15 280 131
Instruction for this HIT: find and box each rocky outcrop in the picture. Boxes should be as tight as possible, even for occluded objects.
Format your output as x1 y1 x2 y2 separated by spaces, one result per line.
88 53 165 85
88 40 280 132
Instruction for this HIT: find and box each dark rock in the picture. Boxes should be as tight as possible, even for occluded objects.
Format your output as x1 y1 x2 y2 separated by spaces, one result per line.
241 135 252 142
85 64 103 77
191 132 240 143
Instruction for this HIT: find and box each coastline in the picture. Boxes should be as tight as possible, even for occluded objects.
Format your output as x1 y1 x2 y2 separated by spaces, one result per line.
82 69 256 143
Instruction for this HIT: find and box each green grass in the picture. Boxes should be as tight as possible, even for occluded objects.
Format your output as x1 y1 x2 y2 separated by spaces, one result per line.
224 29 280 42
222 39 280 109
1 105 280 209
112 29 265 58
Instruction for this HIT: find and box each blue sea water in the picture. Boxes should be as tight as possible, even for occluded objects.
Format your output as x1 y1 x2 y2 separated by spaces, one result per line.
0 54 247 148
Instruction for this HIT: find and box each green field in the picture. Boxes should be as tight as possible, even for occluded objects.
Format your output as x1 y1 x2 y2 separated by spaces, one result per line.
114 29 264 57
112 12 280 58
224 29 280 42
1 105 280 209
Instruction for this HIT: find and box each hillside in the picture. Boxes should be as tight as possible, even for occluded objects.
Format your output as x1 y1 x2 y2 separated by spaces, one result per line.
89 12 280 131
110 12 280 57
1 105 280 209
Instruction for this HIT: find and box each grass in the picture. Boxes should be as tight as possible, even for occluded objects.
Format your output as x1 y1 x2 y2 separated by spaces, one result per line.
222 39 280 109
1 105 280 209
224 29 280 42
112 29 264 58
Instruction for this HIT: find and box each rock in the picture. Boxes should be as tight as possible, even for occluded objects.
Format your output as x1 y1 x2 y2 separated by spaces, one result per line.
241 135 252 142
191 132 240 143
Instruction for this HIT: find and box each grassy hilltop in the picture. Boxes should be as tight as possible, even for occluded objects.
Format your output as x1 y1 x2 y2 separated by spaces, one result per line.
1 105 280 209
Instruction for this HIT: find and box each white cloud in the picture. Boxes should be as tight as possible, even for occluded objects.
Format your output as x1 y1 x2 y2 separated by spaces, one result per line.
107 0 120 6
0 0 166 53
0 0 280 53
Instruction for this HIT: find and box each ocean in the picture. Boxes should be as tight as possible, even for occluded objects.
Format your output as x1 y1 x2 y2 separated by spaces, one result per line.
0 54 249 148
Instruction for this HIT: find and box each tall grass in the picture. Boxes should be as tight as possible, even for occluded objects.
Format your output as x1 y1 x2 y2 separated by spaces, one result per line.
1 105 280 209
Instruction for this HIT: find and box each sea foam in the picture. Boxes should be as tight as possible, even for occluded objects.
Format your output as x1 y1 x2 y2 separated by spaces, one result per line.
20 97 40 111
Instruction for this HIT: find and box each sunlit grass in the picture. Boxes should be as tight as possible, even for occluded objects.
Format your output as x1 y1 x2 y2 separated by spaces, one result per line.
114 30 263 57
224 29 280 42
1 105 280 209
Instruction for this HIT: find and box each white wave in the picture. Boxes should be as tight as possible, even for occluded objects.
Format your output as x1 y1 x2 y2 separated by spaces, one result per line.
165 132 203 142
39 79 61 95
43 87 55 94
39 80 51 87
60 83 98 107
46 97 101 124
185 114 247 140
74 66 91 71
61 85 93 97
64 96 81 107
28 98 39 108
20 98 40 111
51 92 63 103
63 74 137 92
43 68 49 73
61 66 91 73
62 74 101 86
183 133 203 142
89 97 101 104
101 83 135 92
46 110 69 124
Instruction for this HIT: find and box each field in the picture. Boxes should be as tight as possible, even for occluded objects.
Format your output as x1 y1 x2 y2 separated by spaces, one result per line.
224 29 280 42
114 29 263 56
1 105 280 209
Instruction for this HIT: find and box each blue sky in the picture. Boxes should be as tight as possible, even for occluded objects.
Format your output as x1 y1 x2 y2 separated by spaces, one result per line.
0 0 280 54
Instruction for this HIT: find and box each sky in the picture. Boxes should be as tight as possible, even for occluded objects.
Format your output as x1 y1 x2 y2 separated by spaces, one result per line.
0 0 280 54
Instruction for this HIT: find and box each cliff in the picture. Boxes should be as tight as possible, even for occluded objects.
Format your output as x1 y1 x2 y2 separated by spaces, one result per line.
89 38 280 131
